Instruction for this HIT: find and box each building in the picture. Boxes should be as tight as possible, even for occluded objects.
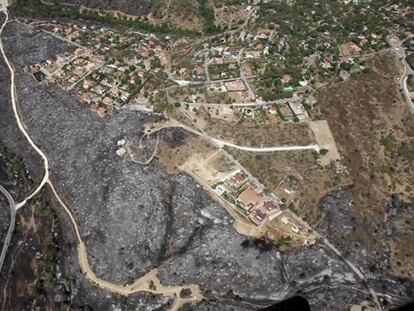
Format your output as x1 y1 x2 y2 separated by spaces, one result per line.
80 92 92 104
96 106 108 118
278 104 294 121
340 42 362 57
263 200 280 216
237 186 265 212
268 106 278 115
306 95 317 106
244 50 262 59
226 171 247 191
281 74 293 84
220 106 233 116
83 79 93 90
288 101 308 120
91 85 106 96
249 209 266 226
197 105 209 115
102 97 113 106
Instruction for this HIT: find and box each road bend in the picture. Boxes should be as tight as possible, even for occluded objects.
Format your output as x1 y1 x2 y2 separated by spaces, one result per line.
145 120 321 153
286 209 383 311
0 185 16 275
0 10 50 210
396 46 414 114
0 6 382 310
1 10 204 309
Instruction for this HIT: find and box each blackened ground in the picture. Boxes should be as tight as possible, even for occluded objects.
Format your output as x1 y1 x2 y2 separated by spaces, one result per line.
2 21 76 68
0 195 9 250
0 20 382 311
0 40 42 201
317 189 414 307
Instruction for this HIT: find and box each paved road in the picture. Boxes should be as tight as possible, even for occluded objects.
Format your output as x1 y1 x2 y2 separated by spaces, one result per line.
395 46 414 114
0 184 16 275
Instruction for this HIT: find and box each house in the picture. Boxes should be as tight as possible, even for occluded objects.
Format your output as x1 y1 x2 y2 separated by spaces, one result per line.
148 40 156 49
193 65 205 76
91 85 106 96
255 30 270 40
102 97 113 106
198 105 209 115
288 101 308 120
340 42 362 57
211 46 225 54
244 50 262 59
138 49 151 59
226 171 247 191
178 67 188 77
268 106 278 115
263 200 280 215
278 104 294 121
281 217 289 225
96 106 108 118
221 106 233 115
241 62 253 76
249 209 266 226
83 79 93 90
73 67 86 77
321 57 334 69
133 93 149 105
386 34 400 47
237 186 265 211
56 55 68 67
29 64 41 74
68 76 78 84
306 95 317 106
281 74 293 84
81 92 94 104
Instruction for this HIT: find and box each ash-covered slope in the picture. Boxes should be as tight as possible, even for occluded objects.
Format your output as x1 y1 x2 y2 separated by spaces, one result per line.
0 20 381 310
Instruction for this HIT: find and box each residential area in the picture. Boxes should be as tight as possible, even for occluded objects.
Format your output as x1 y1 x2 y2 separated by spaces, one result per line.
28 22 169 116
17 0 413 253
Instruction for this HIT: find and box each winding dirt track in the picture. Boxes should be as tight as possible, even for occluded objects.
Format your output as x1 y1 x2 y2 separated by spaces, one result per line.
0 9 203 310
0 5 386 310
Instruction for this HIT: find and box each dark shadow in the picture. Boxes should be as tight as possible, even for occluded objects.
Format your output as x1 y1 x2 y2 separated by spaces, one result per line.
392 301 414 311
261 296 311 311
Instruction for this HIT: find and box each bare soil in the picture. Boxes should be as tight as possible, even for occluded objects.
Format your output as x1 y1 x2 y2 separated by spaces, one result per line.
157 135 217 175
204 118 316 147
315 52 414 278
227 148 350 223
